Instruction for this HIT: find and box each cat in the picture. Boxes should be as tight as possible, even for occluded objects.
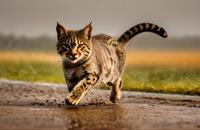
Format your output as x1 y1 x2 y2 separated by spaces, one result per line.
56 22 167 105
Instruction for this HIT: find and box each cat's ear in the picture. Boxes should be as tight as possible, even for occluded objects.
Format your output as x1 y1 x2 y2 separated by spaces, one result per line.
56 22 66 36
82 22 92 40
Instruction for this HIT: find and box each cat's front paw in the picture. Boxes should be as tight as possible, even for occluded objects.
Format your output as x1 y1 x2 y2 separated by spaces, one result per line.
65 97 73 105
65 95 80 106
65 97 78 106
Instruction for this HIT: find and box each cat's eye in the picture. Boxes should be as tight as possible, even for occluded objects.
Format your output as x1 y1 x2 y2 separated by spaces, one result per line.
62 44 70 51
78 44 85 48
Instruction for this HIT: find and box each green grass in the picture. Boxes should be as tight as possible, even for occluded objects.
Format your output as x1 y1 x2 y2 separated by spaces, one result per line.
0 61 199 95
0 61 65 83
123 66 200 95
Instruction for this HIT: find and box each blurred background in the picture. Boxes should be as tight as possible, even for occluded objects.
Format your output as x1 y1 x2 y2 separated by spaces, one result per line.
0 0 199 95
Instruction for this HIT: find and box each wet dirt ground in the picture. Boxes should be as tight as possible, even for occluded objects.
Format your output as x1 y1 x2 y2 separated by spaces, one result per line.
0 80 200 130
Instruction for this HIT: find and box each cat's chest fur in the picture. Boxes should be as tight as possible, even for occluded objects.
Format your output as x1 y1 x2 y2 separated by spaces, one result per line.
63 61 96 81
63 57 98 85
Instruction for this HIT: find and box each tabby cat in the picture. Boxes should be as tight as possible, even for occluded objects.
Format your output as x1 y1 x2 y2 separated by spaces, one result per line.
56 22 167 105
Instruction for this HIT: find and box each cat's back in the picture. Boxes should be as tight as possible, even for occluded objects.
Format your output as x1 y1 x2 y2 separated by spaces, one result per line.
93 34 118 46
92 34 119 60
91 34 126 82
92 34 125 60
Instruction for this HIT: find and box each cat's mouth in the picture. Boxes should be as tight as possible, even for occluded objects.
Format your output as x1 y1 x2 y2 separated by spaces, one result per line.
69 57 79 63
64 55 82 64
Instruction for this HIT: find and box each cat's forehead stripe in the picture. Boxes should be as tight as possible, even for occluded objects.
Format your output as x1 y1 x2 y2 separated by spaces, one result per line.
68 37 71 44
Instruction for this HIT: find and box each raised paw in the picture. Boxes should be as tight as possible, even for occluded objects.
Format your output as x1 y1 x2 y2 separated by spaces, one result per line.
65 95 80 106
65 90 86 106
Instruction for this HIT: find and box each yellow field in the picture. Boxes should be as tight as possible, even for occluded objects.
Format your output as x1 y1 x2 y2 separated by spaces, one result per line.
126 50 200 67
0 51 61 64
0 51 200 67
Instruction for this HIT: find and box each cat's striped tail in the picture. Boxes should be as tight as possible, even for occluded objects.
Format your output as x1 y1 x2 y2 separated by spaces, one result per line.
117 23 168 47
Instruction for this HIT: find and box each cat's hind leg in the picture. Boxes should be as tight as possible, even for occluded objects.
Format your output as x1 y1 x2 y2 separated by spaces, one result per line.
109 78 122 103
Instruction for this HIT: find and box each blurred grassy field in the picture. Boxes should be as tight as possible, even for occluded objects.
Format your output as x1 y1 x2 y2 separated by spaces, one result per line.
0 51 199 95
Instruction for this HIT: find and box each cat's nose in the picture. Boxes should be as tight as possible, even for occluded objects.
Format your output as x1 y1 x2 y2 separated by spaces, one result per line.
70 50 79 58
71 50 77 55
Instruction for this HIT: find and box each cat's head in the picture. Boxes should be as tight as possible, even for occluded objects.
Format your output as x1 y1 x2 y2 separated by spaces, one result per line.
56 22 92 64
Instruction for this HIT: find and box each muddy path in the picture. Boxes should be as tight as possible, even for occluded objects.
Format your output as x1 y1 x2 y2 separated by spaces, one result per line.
0 80 200 130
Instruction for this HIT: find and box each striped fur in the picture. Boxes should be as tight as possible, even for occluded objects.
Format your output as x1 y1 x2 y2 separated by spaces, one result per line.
56 22 167 105
118 23 167 46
